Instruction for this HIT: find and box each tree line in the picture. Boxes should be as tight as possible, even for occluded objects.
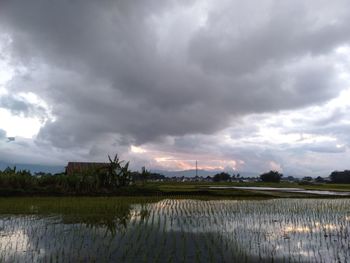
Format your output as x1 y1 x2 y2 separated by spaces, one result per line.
0 154 152 195
1 157 350 196
259 170 350 184
212 170 350 184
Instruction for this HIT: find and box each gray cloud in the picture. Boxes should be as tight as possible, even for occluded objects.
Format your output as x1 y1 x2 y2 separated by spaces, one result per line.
0 94 48 120
0 0 350 175
189 1 350 75
0 129 6 140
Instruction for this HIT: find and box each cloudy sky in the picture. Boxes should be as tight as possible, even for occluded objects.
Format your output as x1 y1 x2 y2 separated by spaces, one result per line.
1 0 350 176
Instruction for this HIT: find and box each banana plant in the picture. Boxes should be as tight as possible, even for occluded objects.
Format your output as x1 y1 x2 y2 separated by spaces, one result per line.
107 154 132 188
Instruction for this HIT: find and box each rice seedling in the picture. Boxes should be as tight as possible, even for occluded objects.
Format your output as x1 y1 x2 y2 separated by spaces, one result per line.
1 197 350 262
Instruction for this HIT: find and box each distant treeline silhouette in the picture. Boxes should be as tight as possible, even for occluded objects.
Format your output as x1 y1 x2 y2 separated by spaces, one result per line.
1 159 350 196
329 170 350 184
259 171 283 183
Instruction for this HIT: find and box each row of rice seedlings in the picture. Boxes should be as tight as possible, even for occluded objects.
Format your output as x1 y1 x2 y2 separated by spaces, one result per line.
1 198 350 262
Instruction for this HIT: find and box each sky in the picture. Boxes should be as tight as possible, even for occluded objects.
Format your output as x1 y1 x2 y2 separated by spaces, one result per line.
1 0 350 176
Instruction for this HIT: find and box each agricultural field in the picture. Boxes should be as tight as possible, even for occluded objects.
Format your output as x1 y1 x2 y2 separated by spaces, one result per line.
1 197 350 262
147 181 350 198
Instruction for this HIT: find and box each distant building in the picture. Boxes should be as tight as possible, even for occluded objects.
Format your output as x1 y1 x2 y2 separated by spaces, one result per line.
65 162 107 175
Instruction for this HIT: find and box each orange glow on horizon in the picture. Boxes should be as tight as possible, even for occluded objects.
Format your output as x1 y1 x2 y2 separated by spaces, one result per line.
153 156 239 171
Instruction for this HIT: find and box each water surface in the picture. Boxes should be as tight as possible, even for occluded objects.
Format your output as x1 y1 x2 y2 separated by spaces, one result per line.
210 186 350 196
0 197 350 262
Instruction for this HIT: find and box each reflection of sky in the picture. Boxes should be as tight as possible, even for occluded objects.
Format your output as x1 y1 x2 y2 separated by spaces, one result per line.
0 228 30 254
143 199 350 262
209 186 350 196
0 217 47 262
1 199 350 262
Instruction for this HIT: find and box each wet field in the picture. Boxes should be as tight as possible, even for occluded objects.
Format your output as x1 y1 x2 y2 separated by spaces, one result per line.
1 197 350 262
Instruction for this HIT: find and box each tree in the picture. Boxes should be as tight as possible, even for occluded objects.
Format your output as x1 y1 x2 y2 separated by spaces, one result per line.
140 166 151 185
260 170 283 183
315 176 325 183
302 176 313 182
329 170 350 184
213 172 231 182
286 176 295 181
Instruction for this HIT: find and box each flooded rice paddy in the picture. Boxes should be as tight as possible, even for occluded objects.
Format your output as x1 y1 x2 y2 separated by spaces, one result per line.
1 197 350 262
209 186 350 196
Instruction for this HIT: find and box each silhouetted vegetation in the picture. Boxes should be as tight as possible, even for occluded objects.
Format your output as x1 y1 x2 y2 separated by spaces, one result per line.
140 166 150 185
0 166 36 189
260 171 283 183
4 157 350 197
0 154 147 196
302 176 313 182
213 172 231 182
315 176 326 183
330 170 350 184
131 171 165 182
298 176 315 185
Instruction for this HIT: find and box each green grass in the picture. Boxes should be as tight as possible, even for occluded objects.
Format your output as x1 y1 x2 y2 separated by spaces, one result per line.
1 180 350 198
144 181 350 198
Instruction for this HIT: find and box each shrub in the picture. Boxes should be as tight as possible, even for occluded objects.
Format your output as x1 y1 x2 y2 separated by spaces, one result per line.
260 171 283 183
329 170 350 184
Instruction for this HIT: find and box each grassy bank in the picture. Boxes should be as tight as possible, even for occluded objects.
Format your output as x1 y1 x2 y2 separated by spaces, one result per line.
1 181 350 198
147 181 350 198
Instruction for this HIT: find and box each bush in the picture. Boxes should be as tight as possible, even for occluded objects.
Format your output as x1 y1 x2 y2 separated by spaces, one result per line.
329 170 350 184
0 167 37 189
213 172 231 182
260 171 283 183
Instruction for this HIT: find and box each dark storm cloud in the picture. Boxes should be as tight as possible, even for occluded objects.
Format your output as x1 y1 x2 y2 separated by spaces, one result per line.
0 0 349 150
189 1 350 75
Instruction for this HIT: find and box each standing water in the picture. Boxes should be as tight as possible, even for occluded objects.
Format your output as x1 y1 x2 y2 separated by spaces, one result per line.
0 197 350 262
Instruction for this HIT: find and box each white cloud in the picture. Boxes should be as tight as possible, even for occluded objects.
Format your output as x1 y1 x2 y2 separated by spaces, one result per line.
0 108 42 138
